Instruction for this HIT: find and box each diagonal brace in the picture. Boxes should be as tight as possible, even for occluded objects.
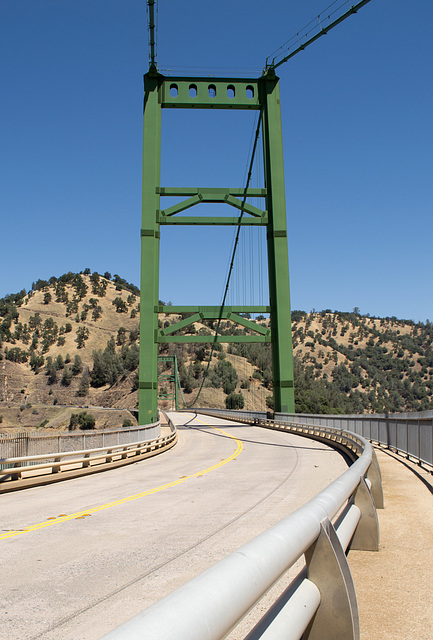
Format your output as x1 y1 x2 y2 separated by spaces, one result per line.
159 313 202 336
228 312 270 336
160 191 266 218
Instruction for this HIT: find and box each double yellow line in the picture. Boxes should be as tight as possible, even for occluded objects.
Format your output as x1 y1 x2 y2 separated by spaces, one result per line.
1 419 243 541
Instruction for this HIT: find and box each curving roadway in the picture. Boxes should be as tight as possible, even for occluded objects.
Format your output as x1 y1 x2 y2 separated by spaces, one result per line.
1 412 349 640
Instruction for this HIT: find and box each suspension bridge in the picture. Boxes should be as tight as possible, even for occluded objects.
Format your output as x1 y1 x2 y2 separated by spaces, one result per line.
138 0 376 425
2 2 432 640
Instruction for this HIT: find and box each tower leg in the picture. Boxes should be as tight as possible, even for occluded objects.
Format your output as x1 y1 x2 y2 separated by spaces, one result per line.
261 76 295 413
139 74 161 425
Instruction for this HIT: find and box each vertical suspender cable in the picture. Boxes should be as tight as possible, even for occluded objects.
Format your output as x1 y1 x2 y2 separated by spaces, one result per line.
187 112 263 407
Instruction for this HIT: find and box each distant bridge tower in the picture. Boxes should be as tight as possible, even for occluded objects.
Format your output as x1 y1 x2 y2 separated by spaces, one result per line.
138 71 294 424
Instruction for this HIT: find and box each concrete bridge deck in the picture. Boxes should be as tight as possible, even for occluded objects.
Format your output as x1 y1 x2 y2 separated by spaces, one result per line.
1 414 432 638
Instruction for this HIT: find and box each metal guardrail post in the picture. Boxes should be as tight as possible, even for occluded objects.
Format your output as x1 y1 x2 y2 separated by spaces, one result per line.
52 457 61 474
11 462 21 481
350 478 379 551
366 451 384 509
304 518 359 640
417 419 421 465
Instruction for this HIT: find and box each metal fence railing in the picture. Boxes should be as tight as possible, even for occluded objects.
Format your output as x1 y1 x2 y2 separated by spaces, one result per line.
193 408 433 472
273 410 433 471
0 423 161 462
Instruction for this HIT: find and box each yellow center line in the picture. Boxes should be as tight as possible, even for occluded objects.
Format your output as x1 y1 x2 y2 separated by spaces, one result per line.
0 418 243 541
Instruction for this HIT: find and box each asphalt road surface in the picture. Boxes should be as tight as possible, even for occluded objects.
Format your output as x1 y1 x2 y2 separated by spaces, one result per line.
1 412 349 640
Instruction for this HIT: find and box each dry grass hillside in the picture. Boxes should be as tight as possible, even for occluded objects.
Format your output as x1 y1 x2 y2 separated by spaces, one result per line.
0 273 432 431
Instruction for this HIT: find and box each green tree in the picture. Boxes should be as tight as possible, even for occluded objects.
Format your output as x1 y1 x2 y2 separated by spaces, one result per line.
61 366 73 386
75 326 90 348
29 351 44 373
45 357 57 385
76 369 90 397
72 355 83 375
91 305 102 321
209 359 238 394
120 343 139 371
226 392 245 409
90 342 124 387
69 411 95 430
112 297 127 313
116 327 127 346
5 347 28 363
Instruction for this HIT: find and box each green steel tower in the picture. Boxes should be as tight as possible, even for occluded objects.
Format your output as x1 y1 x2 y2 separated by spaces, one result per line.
138 71 294 424
138 0 374 424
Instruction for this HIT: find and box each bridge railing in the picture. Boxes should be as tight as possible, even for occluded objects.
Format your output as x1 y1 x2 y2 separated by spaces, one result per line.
273 409 433 471
193 407 433 472
0 422 161 460
0 421 177 487
101 411 383 640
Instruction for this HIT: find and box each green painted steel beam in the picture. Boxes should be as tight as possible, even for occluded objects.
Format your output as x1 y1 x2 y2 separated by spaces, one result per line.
139 73 162 425
160 313 202 336
159 305 270 314
158 335 271 344
157 187 266 197
161 193 265 218
160 77 261 110
159 311 269 337
224 195 264 218
162 194 203 216
159 215 267 226
260 75 295 413
227 313 270 336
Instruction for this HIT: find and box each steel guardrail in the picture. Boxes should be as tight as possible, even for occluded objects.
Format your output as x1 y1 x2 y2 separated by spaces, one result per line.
0 421 177 490
101 411 383 640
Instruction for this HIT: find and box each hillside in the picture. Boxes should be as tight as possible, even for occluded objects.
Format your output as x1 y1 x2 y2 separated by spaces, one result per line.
0 271 432 430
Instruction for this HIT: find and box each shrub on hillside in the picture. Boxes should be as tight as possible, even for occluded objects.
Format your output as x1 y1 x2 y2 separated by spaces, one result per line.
69 411 95 430
226 392 245 410
5 347 28 363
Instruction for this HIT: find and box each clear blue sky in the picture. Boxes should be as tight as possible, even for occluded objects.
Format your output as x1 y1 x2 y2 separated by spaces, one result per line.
1 1 432 322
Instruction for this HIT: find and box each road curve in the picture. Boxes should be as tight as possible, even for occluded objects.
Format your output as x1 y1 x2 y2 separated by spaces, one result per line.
1 412 348 640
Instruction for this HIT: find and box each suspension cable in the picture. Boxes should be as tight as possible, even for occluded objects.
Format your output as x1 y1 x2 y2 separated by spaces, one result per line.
187 112 263 407
264 0 373 73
